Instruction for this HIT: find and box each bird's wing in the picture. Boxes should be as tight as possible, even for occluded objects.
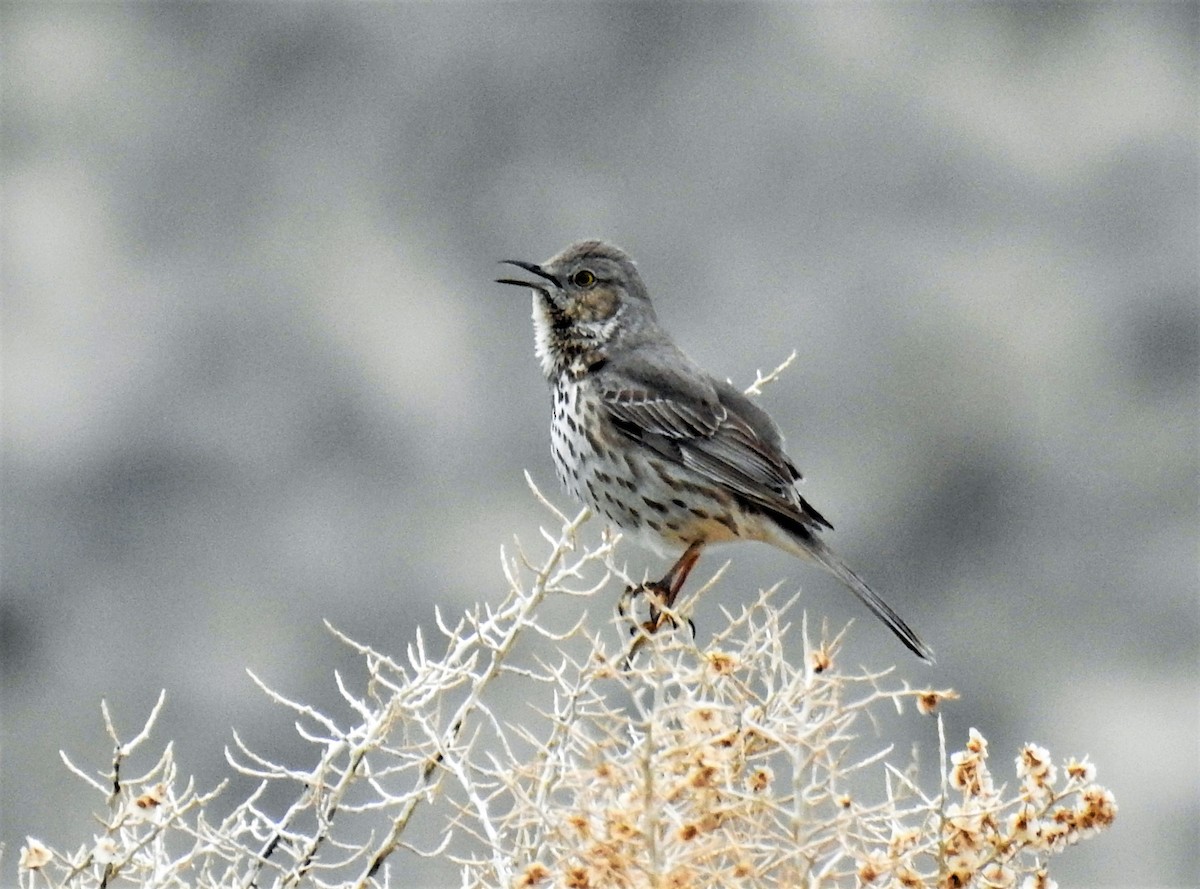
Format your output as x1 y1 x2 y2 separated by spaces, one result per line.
597 351 833 531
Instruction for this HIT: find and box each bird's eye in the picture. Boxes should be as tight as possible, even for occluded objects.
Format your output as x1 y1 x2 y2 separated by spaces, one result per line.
571 269 597 289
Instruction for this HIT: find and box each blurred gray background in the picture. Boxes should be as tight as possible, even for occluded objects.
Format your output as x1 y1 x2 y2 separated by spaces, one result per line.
3 3 1196 886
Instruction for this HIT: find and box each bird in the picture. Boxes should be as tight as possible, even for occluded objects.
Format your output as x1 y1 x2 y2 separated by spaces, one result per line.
496 240 934 662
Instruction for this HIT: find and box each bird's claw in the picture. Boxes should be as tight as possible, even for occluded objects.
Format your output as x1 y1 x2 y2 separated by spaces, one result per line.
618 582 696 637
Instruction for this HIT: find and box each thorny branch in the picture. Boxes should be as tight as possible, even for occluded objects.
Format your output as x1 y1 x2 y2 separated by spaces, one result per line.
16 359 1115 889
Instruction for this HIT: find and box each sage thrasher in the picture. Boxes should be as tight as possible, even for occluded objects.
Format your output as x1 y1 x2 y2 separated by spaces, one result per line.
497 240 933 662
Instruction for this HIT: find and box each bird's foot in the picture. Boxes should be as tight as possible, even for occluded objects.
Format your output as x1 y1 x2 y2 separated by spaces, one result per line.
619 582 696 638
618 583 698 669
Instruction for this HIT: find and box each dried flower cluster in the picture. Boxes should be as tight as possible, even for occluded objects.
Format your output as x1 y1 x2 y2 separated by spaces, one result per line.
854 726 1117 889
462 592 1115 889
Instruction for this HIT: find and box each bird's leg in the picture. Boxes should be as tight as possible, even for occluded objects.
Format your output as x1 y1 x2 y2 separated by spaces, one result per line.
661 541 705 607
641 541 704 632
619 542 705 667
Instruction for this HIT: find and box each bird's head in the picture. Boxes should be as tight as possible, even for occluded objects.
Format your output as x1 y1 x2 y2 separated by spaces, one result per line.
498 240 657 377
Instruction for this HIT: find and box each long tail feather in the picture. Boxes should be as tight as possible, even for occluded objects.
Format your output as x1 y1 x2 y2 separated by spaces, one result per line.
771 521 935 663
808 540 935 663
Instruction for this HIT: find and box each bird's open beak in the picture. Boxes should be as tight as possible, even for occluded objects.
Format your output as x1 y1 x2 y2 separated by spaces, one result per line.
496 260 562 296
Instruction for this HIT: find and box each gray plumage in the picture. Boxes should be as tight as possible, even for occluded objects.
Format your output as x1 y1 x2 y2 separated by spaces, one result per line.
498 239 933 663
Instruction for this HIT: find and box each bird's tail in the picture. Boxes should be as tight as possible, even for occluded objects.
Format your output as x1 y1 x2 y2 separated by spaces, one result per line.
771 520 935 663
